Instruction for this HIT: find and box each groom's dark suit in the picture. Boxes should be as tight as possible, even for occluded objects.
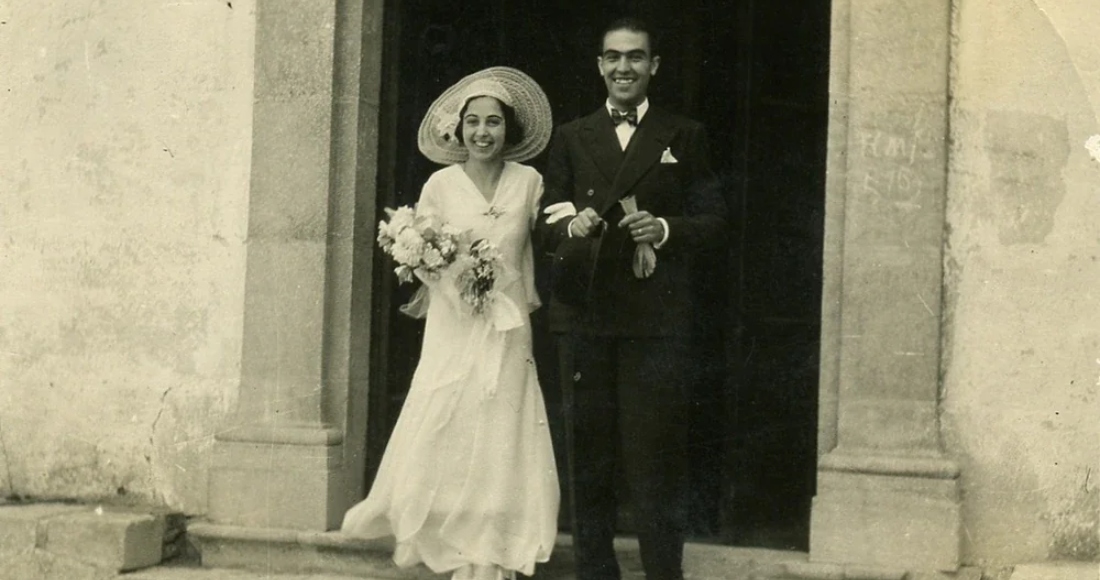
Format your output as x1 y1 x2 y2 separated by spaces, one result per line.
538 105 726 580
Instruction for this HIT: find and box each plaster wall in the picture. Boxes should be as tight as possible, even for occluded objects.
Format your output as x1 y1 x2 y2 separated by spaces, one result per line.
0 0 255 514
944 0 1100 565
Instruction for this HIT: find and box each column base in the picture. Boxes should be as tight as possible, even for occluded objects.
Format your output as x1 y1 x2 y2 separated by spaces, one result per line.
208 423 345 531
809 450 961 572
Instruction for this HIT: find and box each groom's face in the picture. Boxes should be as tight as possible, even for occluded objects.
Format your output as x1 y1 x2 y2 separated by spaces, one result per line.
598 29 660 109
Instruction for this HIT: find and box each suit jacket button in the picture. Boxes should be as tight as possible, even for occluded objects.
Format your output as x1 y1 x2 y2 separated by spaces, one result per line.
586 189 594 197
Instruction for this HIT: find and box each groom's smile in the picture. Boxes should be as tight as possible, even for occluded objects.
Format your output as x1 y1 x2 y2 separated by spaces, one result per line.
598 28 660 109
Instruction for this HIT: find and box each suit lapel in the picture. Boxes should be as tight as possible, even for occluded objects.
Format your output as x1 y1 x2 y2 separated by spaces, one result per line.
596 106 676 216
580 109 624 187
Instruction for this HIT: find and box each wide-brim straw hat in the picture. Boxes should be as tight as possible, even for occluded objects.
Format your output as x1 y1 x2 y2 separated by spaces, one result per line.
418 66 552 165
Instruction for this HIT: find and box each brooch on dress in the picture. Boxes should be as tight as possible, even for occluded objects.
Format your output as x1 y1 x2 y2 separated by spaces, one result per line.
484 206 505 220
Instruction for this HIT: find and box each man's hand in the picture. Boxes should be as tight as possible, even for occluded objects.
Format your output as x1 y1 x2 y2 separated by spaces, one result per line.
619 211 665 244
568 207 604 237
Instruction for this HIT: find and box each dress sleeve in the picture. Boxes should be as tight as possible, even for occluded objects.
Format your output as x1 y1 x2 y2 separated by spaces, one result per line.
521 169 544 312
416 173 442 218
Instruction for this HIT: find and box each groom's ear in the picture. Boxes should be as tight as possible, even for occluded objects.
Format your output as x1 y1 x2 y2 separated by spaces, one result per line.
650 55 661 76
596 55 604 75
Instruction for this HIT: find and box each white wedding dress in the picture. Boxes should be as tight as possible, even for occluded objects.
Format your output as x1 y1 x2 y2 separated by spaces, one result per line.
341 162 559 579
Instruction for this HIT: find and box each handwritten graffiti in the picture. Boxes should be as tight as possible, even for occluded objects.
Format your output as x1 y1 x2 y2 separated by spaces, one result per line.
854 102 941 210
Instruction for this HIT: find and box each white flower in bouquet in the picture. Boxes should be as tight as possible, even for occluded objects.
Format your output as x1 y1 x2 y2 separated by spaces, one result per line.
422 247 447 270
392 227 426 266
387 206 417 230
377 205 417 250
437 226 462 258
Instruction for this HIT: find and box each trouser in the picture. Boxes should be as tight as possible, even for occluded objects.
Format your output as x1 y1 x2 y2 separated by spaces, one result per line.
559 333 692 580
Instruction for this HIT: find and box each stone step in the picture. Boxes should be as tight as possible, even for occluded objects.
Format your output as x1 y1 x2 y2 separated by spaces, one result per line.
117 564 369 580
187 522 803 580
188 523 438 579
1009 563 1100 580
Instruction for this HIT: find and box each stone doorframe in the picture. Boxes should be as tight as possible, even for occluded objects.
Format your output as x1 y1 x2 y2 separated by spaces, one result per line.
206 0 963 575
808 0 961 572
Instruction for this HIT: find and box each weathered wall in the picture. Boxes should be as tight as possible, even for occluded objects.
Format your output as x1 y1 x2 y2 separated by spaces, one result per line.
945 0 1100 566
0 1 254 515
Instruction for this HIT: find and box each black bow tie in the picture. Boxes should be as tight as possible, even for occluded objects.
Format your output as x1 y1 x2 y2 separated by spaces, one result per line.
610 108 638 126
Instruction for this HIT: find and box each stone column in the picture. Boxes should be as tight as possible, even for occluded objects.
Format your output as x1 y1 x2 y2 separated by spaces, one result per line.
207 0 381 531
809 0 961 572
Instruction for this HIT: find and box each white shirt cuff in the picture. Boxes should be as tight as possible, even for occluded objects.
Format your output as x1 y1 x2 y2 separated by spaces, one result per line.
654 218 670 249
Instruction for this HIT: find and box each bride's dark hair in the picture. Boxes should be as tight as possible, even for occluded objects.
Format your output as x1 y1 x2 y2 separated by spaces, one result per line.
455 97 525 147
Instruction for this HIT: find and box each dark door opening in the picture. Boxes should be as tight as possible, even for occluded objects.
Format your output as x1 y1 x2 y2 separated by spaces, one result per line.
367 0 829 552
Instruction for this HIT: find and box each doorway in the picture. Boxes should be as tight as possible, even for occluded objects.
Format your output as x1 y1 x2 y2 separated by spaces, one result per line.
367 0 829 551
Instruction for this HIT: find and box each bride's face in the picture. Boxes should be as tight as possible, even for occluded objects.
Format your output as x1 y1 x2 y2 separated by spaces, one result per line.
460 96 507 162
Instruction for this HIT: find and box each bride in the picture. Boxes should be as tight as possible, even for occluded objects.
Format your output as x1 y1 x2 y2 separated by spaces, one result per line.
341 67 559 580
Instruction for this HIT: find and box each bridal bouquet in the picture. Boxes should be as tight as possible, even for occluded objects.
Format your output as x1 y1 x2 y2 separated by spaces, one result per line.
377 205 501 314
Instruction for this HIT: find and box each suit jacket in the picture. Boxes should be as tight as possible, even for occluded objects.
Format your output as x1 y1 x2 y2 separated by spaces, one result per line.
537 105 727 336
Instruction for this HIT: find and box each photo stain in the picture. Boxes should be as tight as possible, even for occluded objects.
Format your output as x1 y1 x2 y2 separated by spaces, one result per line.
984 111 1070 245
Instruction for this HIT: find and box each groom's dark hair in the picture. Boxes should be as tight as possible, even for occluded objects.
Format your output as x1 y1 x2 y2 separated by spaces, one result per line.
602 17 659 56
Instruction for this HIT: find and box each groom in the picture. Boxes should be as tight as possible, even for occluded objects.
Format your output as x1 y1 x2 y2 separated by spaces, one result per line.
538 17 727 580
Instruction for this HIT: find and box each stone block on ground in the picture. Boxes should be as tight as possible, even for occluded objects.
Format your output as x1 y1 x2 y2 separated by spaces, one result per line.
0 503 86 556
43 508 167 572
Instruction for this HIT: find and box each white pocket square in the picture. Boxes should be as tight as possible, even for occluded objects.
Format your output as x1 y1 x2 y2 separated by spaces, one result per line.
543 201 577 224
660 147 678 163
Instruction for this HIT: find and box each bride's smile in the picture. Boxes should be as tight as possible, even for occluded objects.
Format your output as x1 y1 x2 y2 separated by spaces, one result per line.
460 96 507 162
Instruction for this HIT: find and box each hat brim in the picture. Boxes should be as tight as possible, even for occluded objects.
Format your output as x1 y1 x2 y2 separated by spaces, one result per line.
418 67 553 166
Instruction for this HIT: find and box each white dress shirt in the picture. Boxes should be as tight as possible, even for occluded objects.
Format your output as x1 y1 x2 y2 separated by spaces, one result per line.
606 98 649 150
